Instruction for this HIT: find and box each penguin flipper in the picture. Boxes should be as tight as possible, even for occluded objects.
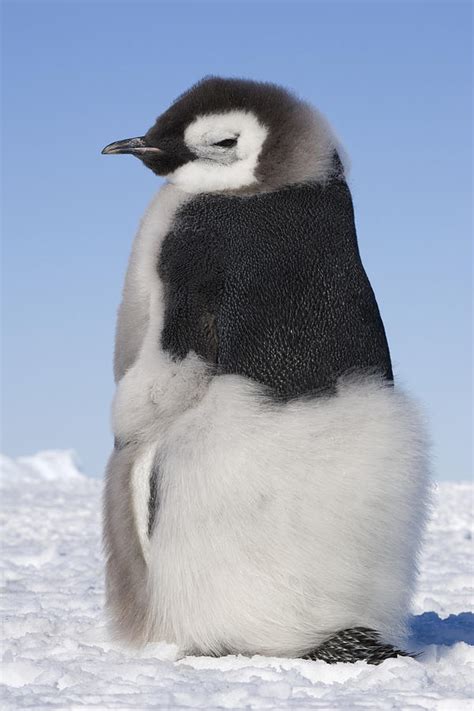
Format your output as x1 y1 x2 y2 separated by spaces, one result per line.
305 627 414 665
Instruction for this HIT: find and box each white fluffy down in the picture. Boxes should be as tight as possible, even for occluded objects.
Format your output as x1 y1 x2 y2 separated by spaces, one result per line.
143 373 429 657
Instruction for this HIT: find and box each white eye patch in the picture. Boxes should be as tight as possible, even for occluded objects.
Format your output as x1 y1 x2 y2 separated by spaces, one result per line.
168 110 268 194
184 110 267 156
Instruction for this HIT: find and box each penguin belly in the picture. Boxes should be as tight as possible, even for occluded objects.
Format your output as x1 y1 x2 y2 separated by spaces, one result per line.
146 373 428 657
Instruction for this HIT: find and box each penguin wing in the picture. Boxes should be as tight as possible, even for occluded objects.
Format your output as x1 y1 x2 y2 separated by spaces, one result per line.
215 181 393 398
114 286 150 383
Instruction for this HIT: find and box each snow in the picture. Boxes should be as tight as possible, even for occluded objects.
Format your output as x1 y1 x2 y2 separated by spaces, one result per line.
1 451 473 710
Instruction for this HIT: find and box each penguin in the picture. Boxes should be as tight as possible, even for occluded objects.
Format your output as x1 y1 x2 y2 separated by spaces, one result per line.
101 76 429 664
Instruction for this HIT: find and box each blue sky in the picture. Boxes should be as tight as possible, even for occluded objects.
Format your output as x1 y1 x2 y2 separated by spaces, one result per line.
2 1 472 480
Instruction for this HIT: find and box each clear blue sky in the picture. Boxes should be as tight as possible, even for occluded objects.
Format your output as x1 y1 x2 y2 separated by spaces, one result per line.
2 1 472 480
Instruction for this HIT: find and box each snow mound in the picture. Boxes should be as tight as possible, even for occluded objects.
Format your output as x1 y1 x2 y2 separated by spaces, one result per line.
1 452 473 709
0 450 84 485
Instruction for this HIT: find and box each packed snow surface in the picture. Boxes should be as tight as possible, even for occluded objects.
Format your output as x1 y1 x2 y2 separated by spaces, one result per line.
1 451 473 709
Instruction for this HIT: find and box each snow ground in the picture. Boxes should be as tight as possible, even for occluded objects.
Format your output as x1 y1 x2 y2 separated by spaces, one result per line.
1 451 473 710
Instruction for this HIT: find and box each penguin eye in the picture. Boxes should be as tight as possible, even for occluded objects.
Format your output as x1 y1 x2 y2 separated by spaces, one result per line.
213 138 238 148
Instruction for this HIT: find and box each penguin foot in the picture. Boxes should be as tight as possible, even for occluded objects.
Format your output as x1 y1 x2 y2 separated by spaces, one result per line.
305 627 414 665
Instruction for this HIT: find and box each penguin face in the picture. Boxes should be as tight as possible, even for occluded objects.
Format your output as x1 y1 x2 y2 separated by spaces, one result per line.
102 77 345 194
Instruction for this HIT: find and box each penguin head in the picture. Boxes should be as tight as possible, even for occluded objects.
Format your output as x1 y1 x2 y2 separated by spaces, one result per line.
102 76 345 194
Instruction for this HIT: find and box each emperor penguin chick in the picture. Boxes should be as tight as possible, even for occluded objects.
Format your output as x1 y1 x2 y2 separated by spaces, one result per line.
102 77 429 664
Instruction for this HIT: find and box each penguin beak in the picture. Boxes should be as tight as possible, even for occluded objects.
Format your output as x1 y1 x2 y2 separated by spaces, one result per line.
101 136 162 156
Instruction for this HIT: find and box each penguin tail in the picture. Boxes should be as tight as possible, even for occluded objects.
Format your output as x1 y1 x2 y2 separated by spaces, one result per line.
305 627 415 665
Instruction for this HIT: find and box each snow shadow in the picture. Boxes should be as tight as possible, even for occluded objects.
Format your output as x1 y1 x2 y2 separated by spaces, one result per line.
409 611 474 647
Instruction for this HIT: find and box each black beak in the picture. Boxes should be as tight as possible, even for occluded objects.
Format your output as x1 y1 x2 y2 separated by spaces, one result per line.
101 136 162 156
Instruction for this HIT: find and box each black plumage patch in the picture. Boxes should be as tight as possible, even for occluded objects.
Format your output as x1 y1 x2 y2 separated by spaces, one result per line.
146 76 299 152
158 178 393 400
140 135 196 177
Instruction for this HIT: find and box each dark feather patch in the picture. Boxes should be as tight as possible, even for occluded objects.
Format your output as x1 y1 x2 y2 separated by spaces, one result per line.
148 465 159 538
306 627 413 665
158 180 392 399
